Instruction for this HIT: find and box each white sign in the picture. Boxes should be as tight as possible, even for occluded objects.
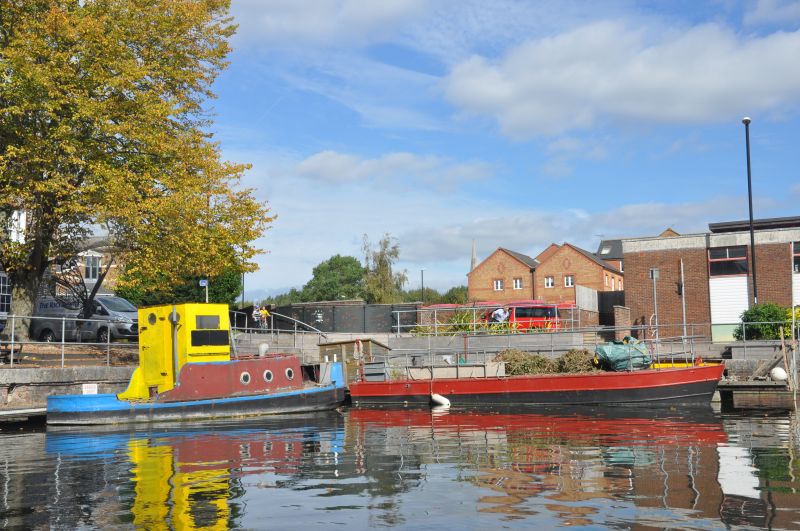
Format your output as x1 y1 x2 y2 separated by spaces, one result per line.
82 383 98 395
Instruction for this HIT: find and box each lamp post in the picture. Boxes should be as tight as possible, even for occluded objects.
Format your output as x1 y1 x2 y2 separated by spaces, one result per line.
742 116 758 306
650 268 660 355
420 268 425 304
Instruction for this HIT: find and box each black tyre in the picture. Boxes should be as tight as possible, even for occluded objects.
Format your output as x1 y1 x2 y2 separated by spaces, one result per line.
39 329 56 342
97 327 111 343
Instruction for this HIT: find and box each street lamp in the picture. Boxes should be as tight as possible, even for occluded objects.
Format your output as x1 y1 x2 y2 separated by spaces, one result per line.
420 268 425 304
742 116 758 306
649 268 659 355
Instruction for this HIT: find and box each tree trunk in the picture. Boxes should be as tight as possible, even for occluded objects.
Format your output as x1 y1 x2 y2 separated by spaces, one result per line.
8 274 38 341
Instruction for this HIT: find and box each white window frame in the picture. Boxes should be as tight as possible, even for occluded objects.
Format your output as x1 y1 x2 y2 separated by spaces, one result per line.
544 276 554 288
513 278 522 290
493 279 504 291
84 255 101 281
564 275 574 288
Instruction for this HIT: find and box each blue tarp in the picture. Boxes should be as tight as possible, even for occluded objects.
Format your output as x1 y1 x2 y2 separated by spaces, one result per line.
595 336 652 371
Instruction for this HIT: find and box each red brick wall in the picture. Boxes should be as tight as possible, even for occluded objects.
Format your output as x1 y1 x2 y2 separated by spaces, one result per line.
753 243 793 307
467 250 535 302
614 305 631 340
623 247 710 335
536 246 622 304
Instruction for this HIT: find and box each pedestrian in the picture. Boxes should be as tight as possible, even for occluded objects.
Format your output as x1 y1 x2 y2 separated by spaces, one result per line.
491 307 508 323
252 306 261 328
259 306 270 329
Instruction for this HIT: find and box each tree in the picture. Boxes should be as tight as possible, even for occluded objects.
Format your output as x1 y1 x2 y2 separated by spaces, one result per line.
362 234 407 304
301 255 363 302
441 285 468 304
116 266 243 307
0 0 271 336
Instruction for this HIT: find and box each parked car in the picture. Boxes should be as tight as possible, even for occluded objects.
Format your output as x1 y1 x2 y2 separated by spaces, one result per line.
30 295 138 343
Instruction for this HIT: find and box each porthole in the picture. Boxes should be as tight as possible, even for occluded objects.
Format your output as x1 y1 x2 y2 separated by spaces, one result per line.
263 370 273 382
240 372 251 385
285 368 294 380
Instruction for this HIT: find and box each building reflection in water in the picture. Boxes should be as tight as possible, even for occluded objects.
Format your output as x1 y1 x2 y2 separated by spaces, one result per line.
33 407 800 529
345 406 800 528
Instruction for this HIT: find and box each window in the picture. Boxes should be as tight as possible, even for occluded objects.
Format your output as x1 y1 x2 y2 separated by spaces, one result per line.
564 275 574 287
708 246 748 276
544 276 554 288
513 278 523 290
0 273 9 315
515 306 557 318
604 274 609 287
600 246 611 255
619 279 623 290
493 279 504 291
84 255 100 281
794 242 800 273
611 278 615 290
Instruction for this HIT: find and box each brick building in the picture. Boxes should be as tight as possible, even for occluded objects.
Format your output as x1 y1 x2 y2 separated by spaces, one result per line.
622 217 800 342
534 243 623 304
466 244 623 304
466 248 537 302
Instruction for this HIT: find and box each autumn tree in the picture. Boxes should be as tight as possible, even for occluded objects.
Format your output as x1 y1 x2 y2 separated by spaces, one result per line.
0 0 271 336
362 234 407 304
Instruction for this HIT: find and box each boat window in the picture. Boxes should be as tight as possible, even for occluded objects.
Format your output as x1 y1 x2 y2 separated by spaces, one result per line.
285 368 294 380
240 372 251 385
191 330 229 346
196 315 220 329
263 370 273 382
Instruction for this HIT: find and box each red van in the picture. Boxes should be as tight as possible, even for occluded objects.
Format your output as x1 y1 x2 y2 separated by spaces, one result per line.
507 302 560 331
483 300 561 331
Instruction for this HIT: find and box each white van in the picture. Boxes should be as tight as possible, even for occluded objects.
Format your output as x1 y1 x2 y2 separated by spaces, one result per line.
30 295 138 342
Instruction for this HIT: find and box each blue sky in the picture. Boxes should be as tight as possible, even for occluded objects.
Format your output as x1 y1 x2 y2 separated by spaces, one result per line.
212 0 800 299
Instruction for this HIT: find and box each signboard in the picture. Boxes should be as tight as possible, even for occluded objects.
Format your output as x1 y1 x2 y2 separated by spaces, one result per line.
82 383 98 395
199 279 208 287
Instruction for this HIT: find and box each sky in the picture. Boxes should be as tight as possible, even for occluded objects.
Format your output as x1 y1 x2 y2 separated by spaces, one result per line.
211 0 800 300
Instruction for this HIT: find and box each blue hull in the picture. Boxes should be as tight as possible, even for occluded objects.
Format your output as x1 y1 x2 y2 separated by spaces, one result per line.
47 363 346 425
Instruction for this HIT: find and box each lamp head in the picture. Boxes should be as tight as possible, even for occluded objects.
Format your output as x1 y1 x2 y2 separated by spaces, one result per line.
742 116 751 125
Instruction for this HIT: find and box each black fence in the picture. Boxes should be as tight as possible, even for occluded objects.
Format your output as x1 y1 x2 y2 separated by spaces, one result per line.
272 302 420 333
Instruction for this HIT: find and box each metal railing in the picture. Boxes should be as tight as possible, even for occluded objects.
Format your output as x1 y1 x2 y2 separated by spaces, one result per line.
0 314 138 368
0 310 329 368
391 305 581 337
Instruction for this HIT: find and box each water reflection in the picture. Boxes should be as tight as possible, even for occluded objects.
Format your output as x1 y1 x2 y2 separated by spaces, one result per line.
0 407 793 529
44 413 344 529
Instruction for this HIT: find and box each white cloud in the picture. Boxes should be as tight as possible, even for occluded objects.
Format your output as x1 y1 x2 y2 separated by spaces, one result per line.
443 21 800 138
231 0 432 48
294 150 491 190
744 0 800 26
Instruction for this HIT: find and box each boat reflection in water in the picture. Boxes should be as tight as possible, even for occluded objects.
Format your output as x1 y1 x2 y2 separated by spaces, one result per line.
39 407 800 529
45 413 344 530
345 406 765 528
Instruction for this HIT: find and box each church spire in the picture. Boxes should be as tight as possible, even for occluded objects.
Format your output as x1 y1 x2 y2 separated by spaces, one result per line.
470 240 477 271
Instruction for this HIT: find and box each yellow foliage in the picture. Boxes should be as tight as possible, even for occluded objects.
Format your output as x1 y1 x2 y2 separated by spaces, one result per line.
0 0 271 304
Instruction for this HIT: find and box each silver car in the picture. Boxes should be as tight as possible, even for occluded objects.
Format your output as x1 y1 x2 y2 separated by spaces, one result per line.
30 295 138 343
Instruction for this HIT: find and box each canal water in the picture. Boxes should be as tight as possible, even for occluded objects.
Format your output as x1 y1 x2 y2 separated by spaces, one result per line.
0 406 799 530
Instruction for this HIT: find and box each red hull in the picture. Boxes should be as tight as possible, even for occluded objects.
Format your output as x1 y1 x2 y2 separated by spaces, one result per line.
348 364 724 407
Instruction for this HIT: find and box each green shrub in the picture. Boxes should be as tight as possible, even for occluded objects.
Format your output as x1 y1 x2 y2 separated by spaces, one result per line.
733 303 789 340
